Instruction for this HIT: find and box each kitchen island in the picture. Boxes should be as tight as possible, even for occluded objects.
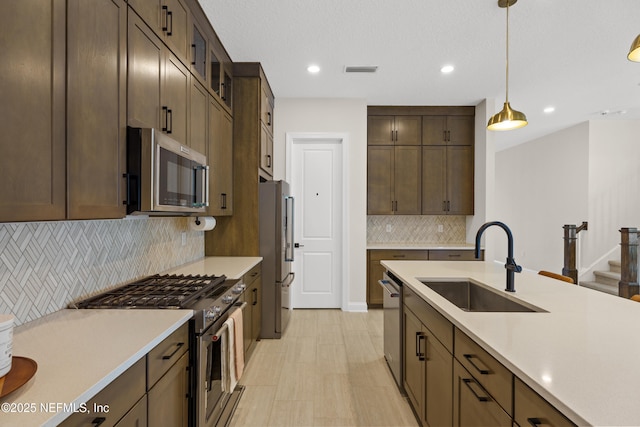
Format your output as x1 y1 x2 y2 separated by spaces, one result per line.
382 260 640 426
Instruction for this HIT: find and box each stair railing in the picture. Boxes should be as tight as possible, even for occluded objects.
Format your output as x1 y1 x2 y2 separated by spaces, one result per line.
562 222 588 285
619 228 639 298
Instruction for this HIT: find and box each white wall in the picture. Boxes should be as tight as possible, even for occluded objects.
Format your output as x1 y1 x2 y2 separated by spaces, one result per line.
495 122 590 273
274 98 368 311
585 120 640 271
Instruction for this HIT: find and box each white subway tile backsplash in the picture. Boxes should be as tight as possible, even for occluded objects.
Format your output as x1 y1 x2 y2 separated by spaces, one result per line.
0 217 204 326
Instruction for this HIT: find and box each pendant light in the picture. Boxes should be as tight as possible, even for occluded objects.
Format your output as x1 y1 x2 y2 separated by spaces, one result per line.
627 34 640 62
487 0 528 131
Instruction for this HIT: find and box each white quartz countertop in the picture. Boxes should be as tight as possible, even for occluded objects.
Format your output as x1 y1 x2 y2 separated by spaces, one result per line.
0 309 192 427
382 260 640 427
367 243 476 250
166 256 263 279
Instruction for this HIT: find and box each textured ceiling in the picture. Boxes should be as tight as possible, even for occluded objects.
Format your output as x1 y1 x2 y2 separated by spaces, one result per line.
199 0 640 150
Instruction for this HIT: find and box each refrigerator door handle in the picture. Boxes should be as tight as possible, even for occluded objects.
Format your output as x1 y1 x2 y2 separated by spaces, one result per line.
285 196 295 262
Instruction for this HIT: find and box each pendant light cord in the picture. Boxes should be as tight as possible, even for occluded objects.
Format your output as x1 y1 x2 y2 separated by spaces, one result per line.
505 1 510 103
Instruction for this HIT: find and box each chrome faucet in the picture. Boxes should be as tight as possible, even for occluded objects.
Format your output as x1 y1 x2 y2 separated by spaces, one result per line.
475 221 522 292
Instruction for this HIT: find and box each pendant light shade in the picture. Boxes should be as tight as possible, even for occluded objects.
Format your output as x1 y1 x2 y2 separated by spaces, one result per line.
628 34 640 62
487 102 528 131
487 0 528 131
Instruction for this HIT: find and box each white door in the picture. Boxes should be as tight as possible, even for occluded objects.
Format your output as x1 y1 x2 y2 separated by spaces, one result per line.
290 138 343 308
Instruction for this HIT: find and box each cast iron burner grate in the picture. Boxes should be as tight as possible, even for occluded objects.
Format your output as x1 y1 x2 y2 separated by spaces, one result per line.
74 274 227 309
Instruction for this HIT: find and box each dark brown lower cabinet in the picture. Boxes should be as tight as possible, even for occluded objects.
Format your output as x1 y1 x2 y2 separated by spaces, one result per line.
147 352 189 427
403 290 453 427
115 395 148 427
453 360 511 427
514 378 576 427
242 262 262 361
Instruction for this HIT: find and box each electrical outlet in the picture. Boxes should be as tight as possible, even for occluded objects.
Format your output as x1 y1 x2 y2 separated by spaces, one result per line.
437 224 444 233
181 232 187 246
386 224 392 233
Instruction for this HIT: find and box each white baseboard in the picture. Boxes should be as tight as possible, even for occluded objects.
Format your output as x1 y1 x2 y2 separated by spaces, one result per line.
343 302 368 312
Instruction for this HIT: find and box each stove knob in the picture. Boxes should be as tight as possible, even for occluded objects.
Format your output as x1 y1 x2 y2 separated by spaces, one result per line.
222 295 234 304
232 284 246 294
205 306 221 319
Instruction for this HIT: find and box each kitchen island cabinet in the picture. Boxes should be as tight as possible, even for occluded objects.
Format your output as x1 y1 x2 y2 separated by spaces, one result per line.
381 259 640 426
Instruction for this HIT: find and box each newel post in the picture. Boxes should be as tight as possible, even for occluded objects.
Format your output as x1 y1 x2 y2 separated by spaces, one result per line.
562 222 587 285
619 228 639 298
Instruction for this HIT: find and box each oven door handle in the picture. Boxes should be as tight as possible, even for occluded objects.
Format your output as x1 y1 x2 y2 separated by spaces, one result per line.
378 280 400 298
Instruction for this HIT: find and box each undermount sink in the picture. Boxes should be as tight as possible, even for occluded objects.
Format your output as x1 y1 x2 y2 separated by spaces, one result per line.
420 279 546 313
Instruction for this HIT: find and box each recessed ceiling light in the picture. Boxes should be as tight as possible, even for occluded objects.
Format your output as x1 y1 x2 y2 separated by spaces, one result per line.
543 106 555 114
440 65 454 74
307 65 320 74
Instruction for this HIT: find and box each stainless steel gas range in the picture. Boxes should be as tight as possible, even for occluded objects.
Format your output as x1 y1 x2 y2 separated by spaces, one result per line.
73 273 247 427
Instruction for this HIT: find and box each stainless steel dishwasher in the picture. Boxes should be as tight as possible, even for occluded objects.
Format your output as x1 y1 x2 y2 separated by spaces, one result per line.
379 271 404 394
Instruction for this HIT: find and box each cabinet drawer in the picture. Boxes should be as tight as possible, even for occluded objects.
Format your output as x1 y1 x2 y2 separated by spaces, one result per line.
429 249 482 261
243 262 262 285
514 378 576 427
59 357 146 427
404 286 453 352
369 249 429 261
453 360 511 427
455 328 512 415
147 322 189 389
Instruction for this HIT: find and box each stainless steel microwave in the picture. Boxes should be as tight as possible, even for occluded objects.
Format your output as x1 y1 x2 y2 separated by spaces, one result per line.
125 127 209 215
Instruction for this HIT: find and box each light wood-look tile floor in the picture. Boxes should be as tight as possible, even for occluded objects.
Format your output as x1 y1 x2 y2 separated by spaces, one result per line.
229 309 419 427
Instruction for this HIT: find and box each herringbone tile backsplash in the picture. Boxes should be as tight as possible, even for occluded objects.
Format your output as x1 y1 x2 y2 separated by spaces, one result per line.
367 215 467 244
0 217 204 326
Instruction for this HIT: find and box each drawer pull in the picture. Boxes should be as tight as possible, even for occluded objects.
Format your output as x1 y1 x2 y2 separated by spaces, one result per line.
416 332 426 361
162 342 184 360
462 378 491 402
463 354 490 375
527 418 544 427
92 417 106 426
392 254 406 258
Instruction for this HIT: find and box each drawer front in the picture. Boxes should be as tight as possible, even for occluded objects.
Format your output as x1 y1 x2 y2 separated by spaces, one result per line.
369 249 430 261
243 262 262 285
59 357 146 427
455 328 512 415
429 249 481 261
404 286 453 353
147 322 189 389
514 378 576 427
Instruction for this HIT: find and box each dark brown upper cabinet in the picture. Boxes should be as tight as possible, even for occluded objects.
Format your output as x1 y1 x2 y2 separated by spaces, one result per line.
367 116 422 145
422 115 474 146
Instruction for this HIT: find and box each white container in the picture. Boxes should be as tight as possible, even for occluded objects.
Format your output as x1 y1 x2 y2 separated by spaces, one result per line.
0 314 14 377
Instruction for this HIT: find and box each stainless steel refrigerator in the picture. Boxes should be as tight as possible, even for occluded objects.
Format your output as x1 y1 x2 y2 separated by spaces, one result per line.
259 180 295 338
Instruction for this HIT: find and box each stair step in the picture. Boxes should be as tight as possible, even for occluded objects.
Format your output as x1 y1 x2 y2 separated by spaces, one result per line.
580 280 619 295
593 270 621 287
609 260 621 273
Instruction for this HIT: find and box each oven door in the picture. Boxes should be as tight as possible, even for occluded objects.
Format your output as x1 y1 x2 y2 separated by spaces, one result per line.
198 319 227 427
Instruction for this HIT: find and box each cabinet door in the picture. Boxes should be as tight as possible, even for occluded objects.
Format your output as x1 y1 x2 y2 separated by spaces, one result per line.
394 116 422 145
190 17 208 85
367 146 394 214
447 116 474 146
453 361 511 427
425 328 453 427
163 51 190 146
368 116 394 145
394 146 422 214
421 146 447 214
128 10 163 130
208 97 234 216
190 80 208 155
261 85 274 135
148 352 190 427
251 276 262 343
422 116 447 145
221 62 233 109
67 0 126 219
404 308 425 424
0 0 66 221
260 125 273 176
447 146 474 215
366 252 386 306
115 395 147 427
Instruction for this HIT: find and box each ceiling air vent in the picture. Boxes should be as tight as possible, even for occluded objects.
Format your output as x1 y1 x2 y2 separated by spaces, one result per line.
344 66 378 73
